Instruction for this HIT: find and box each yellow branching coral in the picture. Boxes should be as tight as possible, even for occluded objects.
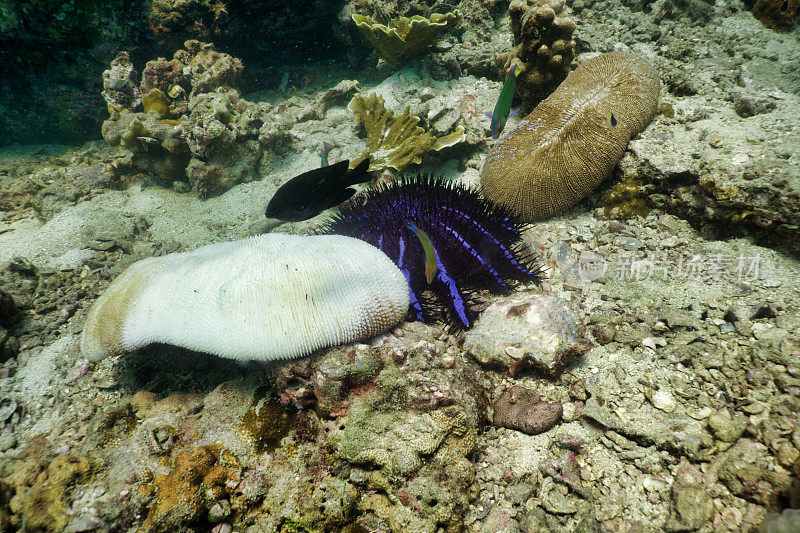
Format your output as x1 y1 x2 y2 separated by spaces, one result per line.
348 92 464 172
352 12 461 63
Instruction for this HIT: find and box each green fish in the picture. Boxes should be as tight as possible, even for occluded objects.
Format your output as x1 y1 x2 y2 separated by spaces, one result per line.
491 64 520 139
407 222 438 284
319 141 334 166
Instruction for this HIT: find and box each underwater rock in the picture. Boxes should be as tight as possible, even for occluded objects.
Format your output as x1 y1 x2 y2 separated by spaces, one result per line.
141 56 190 106
184 90 266 197
497 0 576 105
347 92 465 172
625 97 800 258
463 294 590 377
582 385 714 460
181 40 244 97
667 459 715 530
493 385 562 434
80 234 410 362
101 41 273 197
147 0 229 42
276 345 384 415
101 110 190 181
352 12 462 63
752 0 799 31
96 381 362 531
102 51 142 112
331 345 484 531
297 79 360 122
707 408 748 443
710 439 793 507
481 52 660 221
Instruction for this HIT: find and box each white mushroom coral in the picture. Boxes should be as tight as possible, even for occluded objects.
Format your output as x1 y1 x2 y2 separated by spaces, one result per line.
80 233 410 362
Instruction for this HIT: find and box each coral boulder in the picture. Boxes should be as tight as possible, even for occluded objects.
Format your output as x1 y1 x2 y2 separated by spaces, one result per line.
497 0 576 105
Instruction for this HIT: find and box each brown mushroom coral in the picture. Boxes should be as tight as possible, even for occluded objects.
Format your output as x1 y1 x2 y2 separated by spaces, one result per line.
480 52 660 222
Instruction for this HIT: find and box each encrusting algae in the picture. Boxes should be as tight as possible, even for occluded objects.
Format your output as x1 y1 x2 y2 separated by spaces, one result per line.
238 386 297 454
598 177 649 219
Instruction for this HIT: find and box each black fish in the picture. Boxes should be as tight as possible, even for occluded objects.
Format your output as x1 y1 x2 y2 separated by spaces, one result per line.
265 159 372 221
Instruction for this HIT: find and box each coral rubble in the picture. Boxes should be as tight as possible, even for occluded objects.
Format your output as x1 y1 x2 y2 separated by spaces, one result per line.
347 92 465 171
497 0 576 105
100 40 290 197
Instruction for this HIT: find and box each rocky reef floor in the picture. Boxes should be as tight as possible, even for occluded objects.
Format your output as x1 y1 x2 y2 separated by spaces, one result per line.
0 1 799 531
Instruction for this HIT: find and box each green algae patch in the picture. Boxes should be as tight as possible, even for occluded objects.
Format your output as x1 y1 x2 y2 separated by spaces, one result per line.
238 386 297 454
142 89 171 119
348 92 464 172
3 455 96 532
598 177 649 219
352 12 461 64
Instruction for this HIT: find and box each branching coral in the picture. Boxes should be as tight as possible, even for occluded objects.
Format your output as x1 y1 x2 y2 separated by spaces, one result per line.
347 92 464 172
352 12 461 63
497 0 576 105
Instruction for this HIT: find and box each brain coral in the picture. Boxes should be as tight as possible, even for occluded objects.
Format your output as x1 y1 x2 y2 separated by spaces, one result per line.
80 234 410 362
480 52 660 221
